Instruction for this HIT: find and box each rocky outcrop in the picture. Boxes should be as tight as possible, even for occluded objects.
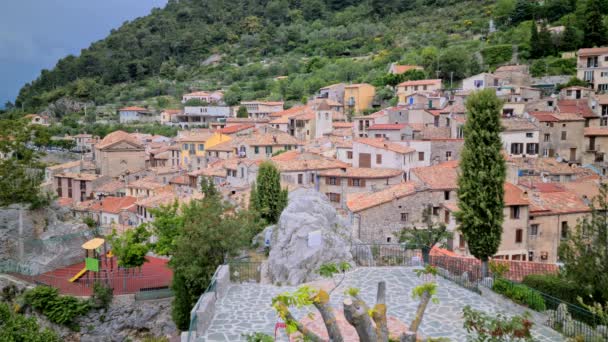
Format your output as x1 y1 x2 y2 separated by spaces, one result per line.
79 297 177 342
39 97 94 118
267 189 354 285
0 203 93 274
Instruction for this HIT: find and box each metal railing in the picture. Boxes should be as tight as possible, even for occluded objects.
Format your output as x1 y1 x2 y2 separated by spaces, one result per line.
350 244 606 340
227 261 262 283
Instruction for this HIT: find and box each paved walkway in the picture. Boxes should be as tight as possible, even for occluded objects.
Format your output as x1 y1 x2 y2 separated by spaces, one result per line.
200 267 564 341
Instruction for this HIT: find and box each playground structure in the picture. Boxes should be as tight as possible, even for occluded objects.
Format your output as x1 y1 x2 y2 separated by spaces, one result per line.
6 237 173 297
69 238 114 283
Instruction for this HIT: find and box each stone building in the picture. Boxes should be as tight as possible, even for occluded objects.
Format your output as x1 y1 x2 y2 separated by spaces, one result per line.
94 130 146 178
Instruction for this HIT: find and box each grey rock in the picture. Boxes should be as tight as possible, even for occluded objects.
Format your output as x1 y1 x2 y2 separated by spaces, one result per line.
266 189 354 285
0 204 93 274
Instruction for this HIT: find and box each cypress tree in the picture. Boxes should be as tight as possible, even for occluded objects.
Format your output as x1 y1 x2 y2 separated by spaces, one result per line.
251 162 288 224
561 25 580 52
236 106 249 118
529 22 541 59
583 0 608 47
455 89 506 277
538 24 555 57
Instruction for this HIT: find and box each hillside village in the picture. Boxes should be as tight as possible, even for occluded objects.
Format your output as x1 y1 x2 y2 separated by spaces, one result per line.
30 47 608 268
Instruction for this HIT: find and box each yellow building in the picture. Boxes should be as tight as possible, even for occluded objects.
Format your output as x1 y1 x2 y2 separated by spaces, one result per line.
178 131 232 170
344 83 375 114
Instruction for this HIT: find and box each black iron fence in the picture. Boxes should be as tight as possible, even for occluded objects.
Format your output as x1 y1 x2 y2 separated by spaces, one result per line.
226 261 262 283
351 243 607 340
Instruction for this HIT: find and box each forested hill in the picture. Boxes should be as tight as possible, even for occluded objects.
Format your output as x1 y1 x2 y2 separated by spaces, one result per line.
14 0 608 112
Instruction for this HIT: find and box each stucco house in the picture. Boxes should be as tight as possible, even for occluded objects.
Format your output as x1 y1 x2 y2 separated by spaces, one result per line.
94 131 146 178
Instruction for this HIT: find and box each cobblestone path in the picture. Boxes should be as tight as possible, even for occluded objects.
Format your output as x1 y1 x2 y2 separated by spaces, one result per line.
200 267 564 341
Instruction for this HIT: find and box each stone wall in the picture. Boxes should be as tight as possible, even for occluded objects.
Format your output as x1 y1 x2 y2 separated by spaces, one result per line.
356 189 448 243
181 264 230 341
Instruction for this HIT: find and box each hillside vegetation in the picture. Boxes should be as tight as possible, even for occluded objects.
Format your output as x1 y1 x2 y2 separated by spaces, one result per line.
12 0 608 114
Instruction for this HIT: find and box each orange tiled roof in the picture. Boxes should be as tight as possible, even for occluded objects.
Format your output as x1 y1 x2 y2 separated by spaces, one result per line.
55 172 101 181
333 122 353 129
271 151 348 172
528 188 591 215
218 124 254 134
268 106 306 118
95 180 125 193
368 123 407 130
127 177 165 190
346 182 417 212
90 196 137 214
504 182 528 206
528 112 559 122
119 106 147 111
318 167 403 179
557 100 595 118
169 175 189 185
96 130 143 149
578 47 608 56
391 64 423 74
397 79 442 87
411 162 459 190
355 138 414 154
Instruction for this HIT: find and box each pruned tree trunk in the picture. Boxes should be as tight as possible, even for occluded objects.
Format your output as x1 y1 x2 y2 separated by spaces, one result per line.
409 291 431 333
372 281 389 342
344 296 377 342
400 331 417 342
481 259 489 278
312 290 344 342
275 302 324 342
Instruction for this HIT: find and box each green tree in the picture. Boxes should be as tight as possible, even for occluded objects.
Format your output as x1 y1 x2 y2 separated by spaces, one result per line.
250 162 287 224
148 200 184 256
559 184 608 303
537 23 555 57
560 25 580 51
0 118 49 208
0 302 61 341
200 176 220 199
455 89 506 277
529 22 542 59
170 196 257 329
237 105 249 118
511 0 537 24
396 206 451 263
582 0 608 47
494 0 516 27
108 225 151 268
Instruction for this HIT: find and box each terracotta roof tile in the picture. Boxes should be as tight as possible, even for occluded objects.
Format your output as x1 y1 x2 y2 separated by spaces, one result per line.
96 130 143 149
397 79 442 87
218 124 254 134
504 182 529 206
333 122 353 129
119 106 147 111
391 64 423 74
271 151 348 172
528 112 559 122
501 118 538 131
318 167 403 179
90 196 137 214
346 182 417 212
578 47 608 56
557 100 595 118
355 138 415 154
367 123 407 130
411 162 459 190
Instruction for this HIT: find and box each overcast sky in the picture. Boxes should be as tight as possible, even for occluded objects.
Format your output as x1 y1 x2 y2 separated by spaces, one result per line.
0 0 168 107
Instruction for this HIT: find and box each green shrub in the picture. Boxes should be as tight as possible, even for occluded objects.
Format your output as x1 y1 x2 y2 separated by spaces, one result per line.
481 45 513 68
522 274 585 305
493 278 546 311
0 302 61 341
243 332 273 342
91 282 113 310
24 286 90 328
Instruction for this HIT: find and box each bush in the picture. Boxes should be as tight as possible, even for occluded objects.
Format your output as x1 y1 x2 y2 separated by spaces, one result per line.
0 302 61 341
481 44 513 68
91 282 113 310
493 278 546 311
24 286 90 328
522 274 585 305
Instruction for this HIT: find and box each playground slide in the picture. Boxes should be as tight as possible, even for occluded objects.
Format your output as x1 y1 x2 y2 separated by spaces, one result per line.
69 267 87 282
